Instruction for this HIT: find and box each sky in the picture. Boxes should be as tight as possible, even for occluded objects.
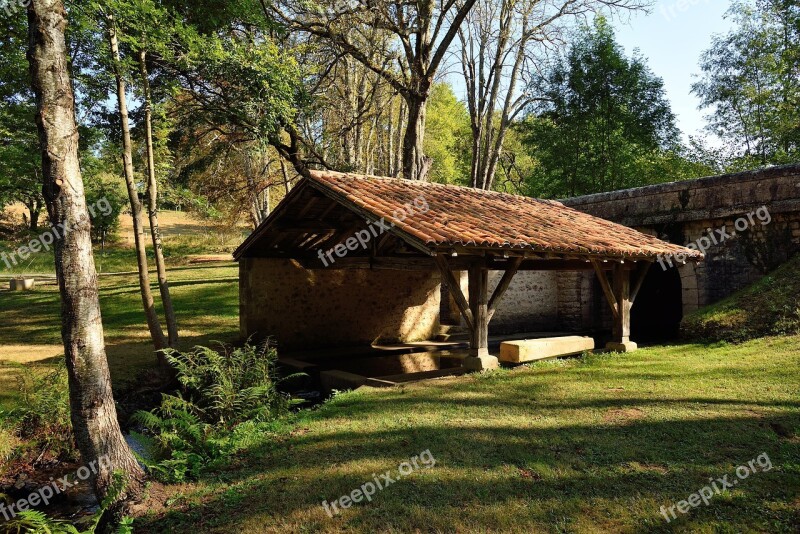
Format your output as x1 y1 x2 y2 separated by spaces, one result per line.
614 0 734 142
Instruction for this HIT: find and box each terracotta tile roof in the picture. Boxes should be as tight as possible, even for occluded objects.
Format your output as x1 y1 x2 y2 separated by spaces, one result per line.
303 170 703 261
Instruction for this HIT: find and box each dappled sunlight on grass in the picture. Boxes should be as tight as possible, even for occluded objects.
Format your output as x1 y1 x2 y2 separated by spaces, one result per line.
136 336 800 533
0 263 239 408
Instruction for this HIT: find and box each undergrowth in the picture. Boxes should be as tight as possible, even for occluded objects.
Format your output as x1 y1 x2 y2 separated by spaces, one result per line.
131 342 300 482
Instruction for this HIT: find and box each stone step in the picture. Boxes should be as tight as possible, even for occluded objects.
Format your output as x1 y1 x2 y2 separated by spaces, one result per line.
499 336 595 364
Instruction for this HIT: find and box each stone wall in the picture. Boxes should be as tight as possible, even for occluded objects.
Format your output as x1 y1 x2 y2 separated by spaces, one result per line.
240 258 442 351
489 270 560 333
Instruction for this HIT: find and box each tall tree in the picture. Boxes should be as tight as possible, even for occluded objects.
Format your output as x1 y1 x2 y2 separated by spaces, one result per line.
456 0 645 190
105 11 170 354
274 0 483 180
26 0 145 517
522 17 682 197
138 47 178 347
692 0 800 166
0 9 46 229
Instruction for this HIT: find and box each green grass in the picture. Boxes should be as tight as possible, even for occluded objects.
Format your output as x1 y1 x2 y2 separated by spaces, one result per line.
681 254 800 342
137 338 800 533
0 257 240 404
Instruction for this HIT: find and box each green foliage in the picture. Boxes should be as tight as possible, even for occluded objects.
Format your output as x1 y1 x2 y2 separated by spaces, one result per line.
83 173 127 244
692 0 800 166
681 253 800 342
131 342 298 481
424 83 471 185
521 17 706 198
0 10 45 226
4 362 75 461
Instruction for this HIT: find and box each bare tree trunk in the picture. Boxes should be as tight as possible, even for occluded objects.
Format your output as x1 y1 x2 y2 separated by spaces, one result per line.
138 49 178 348
27 0 145 516
107 15 168 356
280 158 292 195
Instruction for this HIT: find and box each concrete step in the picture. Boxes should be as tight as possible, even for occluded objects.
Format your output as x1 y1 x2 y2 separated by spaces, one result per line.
435 324 468 342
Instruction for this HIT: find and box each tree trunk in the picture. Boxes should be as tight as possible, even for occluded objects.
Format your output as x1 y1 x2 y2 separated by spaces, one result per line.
138 49 178 348
27 0 145 516
402 95 432 181
25 200 40 231
106 16 168 356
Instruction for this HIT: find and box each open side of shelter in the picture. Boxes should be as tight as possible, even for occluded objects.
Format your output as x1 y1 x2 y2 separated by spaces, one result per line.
234 170 703 375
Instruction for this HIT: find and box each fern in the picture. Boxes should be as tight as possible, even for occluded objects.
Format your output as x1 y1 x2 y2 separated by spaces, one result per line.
131 341 301 482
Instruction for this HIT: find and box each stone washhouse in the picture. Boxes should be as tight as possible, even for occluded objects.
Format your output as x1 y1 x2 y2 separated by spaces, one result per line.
234 171 702 387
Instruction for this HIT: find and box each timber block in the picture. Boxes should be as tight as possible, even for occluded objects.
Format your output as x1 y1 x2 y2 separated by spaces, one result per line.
463 355 499 371
605 341 638 353
499 336 595 364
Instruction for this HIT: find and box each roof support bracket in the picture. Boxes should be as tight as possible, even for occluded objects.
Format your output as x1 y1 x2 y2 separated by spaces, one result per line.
487 257 523 321
630 261 652 305
434 255 474 332
592 260 619 320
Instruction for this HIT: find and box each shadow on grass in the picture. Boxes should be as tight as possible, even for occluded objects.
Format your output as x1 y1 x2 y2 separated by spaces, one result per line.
136 370 800 533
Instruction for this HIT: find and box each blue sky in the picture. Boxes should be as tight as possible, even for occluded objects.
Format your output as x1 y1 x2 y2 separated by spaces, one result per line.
615 0 733 142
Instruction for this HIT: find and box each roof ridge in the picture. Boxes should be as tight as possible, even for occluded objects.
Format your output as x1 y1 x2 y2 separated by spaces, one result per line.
309 169 564 207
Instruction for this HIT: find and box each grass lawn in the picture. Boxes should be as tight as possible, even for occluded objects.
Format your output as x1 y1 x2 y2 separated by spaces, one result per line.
136 336 800 533
0 209 244 410
0 262 240 403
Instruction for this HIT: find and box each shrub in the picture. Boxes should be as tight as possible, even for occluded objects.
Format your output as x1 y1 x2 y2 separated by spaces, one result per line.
7 472 133 533
131 341 298 482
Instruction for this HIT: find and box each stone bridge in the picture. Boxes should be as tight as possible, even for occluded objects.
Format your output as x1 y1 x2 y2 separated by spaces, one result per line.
560 164 800 340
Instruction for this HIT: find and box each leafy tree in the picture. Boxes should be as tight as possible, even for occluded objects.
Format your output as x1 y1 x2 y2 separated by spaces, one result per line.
84 172 126 247
423 83 471 185
0 10 46 229
692 0 800 166
521 17 692 198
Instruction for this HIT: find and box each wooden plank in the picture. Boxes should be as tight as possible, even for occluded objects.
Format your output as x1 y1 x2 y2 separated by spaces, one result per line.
592 260 619 320
434 255 474 332
487 256 523 320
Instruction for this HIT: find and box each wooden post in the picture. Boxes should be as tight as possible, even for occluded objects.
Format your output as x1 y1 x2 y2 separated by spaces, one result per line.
465 259 498 370
606 264 637 352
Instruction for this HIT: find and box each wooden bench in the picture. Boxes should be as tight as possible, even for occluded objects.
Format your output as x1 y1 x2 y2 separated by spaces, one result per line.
499 336 595 364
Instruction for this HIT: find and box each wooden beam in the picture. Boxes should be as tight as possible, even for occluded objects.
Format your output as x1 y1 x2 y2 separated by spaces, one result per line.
592 260 619 320
468 260 490 356
434 255 474 332
487 256 523 320
274 220 341 232
630 262 652 304
299 256 437 271
612 264 632 343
